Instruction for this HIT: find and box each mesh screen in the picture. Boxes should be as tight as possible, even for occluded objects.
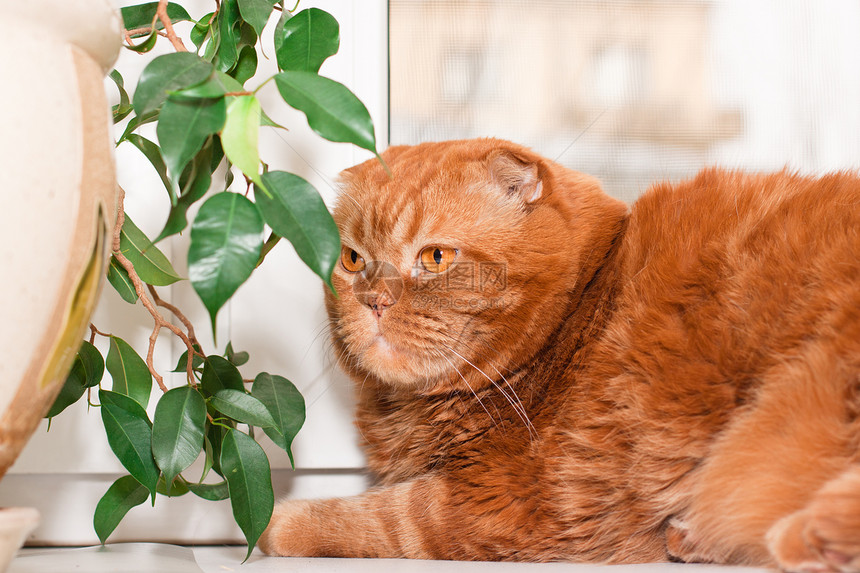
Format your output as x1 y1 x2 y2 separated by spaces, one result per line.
389 0 860 202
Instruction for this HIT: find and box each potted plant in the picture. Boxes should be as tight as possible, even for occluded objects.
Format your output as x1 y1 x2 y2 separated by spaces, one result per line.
39 0 384 559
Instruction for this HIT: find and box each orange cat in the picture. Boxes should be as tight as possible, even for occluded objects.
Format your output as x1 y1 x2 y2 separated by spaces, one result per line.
260 139 860 570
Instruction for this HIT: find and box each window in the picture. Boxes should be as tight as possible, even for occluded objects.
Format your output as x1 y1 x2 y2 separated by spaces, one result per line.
390 0 860 203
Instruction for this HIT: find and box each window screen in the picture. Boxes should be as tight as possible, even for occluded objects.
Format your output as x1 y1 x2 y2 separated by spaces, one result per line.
389 0 860 202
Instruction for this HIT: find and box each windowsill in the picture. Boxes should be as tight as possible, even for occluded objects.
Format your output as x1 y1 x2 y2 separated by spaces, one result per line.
9 543 773 573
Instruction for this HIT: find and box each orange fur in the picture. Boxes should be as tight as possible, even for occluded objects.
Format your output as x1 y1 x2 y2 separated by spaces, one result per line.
259 139 860 569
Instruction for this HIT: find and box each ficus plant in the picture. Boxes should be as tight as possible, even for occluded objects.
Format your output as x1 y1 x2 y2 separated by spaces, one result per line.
46 0 383 558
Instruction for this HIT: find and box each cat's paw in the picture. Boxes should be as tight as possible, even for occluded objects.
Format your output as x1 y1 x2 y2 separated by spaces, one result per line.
258 500 318 557
767 507 860 573
665 519 719 564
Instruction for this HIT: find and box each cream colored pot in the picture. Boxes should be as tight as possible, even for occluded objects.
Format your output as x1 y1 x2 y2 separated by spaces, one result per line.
0 0 121 566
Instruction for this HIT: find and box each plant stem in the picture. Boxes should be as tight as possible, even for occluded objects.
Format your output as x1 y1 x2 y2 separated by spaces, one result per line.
156 0 188 52
148 284 203 385
89 324 110 344
112 187 198 391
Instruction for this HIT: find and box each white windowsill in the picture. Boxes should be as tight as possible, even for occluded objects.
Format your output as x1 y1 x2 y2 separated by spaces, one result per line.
9 544 772 573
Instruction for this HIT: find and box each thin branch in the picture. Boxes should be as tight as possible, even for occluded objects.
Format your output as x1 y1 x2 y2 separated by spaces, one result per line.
89 324 110 344
124 26 167 40
156 0 187 52
147 285 200 348
126 26 154 37
113 246 170 393
147 285 203 384
113 188 198 390
147 323 162 389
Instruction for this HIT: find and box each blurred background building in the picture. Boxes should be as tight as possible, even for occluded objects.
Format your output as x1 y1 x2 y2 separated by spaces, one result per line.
390 0 860 202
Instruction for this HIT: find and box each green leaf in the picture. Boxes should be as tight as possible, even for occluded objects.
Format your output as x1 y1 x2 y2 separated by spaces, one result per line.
232 45 258 86
210 389 277 428
169 75 229 100
107 256 138 303
274 8 339 73
110 70 127 98
252 373 305 467
157 96 226 194
273 71 377 153
206 423 229 477
187 480 229 501
107 256 139 303
172 344 204 373
152 387 207 485
119 216 183 286
110 70 133 123
99 390 159 500
237 0 274 37
220 428 274 560
260 109 286 130
224 342 249 367
125 29 159 53
256 171 340 289
257 232 281 266
188 192 263 334
106 336 152 409
216 0 242 72
215 71 245 93
121 2 192 34
201 355 245 396
157 475 190 497
153 138 220 244
221 96 263 188
200 433 216 481
93 475 149 545
202 12 222 62
124 134 172 200
191 13 214 50
46 341 105 418
79 341 105 388
237 22 258 49
133 52 214 117
117 110 159 145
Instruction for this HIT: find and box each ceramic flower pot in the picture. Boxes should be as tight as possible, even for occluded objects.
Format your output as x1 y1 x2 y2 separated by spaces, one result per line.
0 0 121 566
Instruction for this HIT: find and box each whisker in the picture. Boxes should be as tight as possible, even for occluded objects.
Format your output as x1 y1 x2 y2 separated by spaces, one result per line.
437 333 535 437
436 330 517 377
433 349 500 430
441 343 536 439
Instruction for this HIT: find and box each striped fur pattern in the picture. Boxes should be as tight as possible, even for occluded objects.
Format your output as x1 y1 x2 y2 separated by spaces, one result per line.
259 139 860 569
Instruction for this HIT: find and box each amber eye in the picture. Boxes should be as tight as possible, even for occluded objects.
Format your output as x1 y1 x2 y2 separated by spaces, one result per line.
419 246 458 273
341 247 366 273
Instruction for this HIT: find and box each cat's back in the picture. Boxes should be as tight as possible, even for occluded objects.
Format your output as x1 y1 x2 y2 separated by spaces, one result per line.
583 167 860 498
625 168 859 286
617 168 860 343
587 169 860 565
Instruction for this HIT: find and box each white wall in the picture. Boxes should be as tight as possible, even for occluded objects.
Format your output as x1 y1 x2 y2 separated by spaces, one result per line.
0 0 388 545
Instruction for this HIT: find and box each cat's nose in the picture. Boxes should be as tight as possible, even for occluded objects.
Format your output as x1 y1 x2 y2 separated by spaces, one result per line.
364 292 395 318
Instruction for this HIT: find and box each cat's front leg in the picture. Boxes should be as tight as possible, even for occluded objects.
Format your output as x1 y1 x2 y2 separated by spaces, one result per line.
259 476 451 559
258 474 538 560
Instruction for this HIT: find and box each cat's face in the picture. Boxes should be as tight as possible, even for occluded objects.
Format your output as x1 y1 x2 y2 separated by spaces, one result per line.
326 139 618 393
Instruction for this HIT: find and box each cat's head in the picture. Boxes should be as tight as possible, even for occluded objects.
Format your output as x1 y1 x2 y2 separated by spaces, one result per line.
326 139 625 394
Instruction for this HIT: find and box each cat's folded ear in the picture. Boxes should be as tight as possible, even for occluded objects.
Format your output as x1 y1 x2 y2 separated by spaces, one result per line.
487 149 544 204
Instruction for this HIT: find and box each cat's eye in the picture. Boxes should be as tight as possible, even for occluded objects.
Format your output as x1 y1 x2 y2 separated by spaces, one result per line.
341 247 366 273
419 246 458 273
